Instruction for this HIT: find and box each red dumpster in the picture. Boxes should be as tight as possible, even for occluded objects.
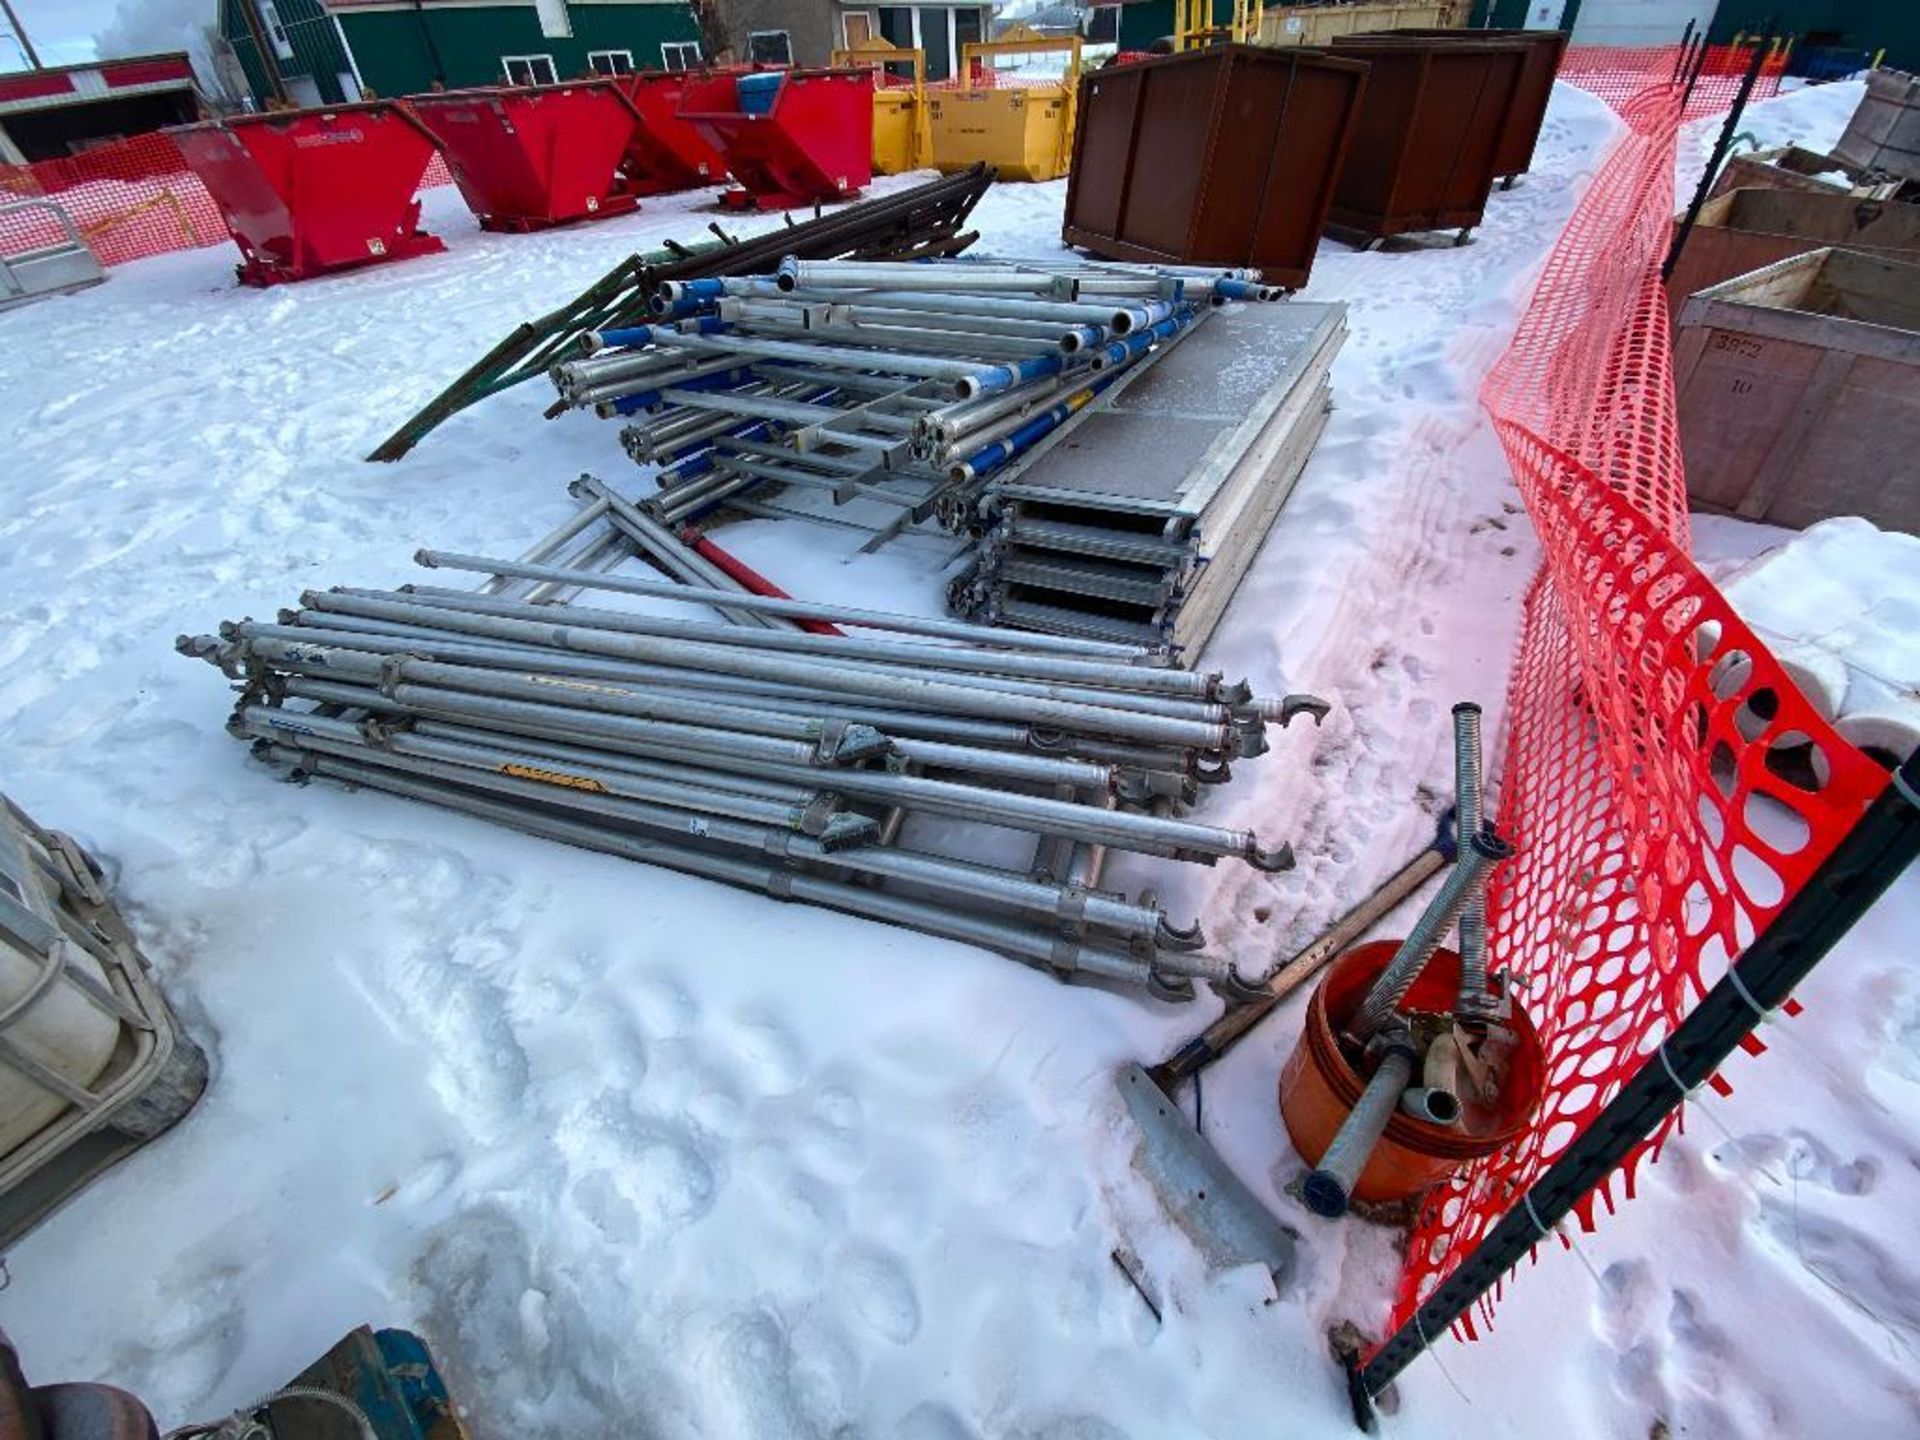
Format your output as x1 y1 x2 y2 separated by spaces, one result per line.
616 70 735 195
408 80 641 232
678 68 874 211
167 101 445 286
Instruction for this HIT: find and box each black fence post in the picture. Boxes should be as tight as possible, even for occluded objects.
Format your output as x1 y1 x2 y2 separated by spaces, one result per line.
1347 750 1920 1432
1664 26 1776 282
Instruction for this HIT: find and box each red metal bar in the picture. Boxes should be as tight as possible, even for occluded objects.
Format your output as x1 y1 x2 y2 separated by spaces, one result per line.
679 529 845 635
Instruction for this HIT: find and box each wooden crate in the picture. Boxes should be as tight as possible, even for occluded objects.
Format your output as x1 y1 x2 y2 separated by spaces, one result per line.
1832 68 1920 183
1706 145 1906 203
1675 247 1920 532
1665 187 1920 321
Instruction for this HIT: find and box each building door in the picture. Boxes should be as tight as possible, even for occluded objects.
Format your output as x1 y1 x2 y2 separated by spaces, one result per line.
843 11 875 47
1566 0 1719 46
534 0 573 40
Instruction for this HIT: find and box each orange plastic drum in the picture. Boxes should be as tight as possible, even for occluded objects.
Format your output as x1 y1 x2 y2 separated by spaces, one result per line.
1278 940 1545 1207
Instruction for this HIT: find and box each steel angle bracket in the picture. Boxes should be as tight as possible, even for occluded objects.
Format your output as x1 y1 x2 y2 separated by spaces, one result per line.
1117 1062 1299 1291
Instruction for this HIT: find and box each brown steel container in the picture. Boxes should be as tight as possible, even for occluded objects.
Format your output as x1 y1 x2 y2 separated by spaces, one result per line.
1061 45 1369 290
1666 188 1920 321
1321 36 1528 242
1339 27 1566 182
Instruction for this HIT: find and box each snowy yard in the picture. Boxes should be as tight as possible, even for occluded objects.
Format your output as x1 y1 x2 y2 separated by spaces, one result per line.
3 78 1916 1439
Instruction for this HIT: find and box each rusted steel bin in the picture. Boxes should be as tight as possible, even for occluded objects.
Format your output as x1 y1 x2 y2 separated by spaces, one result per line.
1279 940 1544 1208
1321 36 1528 242
167 101 446 286
1339 28 1566 184
1061 45 1369 289
1666 188 1920 321
408 80 641 232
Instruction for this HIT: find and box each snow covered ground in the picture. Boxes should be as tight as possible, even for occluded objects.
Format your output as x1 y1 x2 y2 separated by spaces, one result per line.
2 78 1916 1440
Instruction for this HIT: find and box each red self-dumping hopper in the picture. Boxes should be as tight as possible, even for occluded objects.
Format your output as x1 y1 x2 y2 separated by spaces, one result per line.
616 70 734 195
167 101 445 286
408 79 642 232
678 68 875 211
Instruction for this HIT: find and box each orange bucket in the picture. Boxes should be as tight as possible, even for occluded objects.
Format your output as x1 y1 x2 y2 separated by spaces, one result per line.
1278 940 1545 1207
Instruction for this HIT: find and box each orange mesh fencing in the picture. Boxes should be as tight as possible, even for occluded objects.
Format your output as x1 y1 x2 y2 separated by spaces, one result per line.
0 128 456 270
1383 76 1889 1344
0 133 229 267
1559 42 1787 119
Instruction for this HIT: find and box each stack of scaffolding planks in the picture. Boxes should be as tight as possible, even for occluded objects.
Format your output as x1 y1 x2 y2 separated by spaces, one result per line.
950 299 1345 655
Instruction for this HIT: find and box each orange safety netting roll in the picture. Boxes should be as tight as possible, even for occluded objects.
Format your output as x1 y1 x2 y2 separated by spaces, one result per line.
1385 72 1888 1343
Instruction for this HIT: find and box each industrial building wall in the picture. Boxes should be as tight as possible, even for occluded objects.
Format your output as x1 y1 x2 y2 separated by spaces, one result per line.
709 0 840 66
1564 0 1721 47
0 91 202 162
221 0 357 106
335 2 701 95
1711 0 1920 70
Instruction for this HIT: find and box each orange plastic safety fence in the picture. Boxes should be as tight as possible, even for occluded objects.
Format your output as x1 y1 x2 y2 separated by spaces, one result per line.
0 128 456 270
0 133 229 268
1384 77 1888 1343
1559 43 1786 120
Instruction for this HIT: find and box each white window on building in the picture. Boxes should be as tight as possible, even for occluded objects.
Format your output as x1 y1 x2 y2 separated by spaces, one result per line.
587 49 635 75
533 0 574 40
502 54 560 86
255 0 296 62
748 30 794 65
661 41 703 71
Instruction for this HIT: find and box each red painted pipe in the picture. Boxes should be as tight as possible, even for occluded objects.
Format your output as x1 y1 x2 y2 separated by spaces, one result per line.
679 528 845 636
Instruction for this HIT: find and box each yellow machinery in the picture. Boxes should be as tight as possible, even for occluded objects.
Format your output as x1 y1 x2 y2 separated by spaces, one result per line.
1175 0 1264 49
831 39 931 174
927 26 1082 184
1256 1 1459 47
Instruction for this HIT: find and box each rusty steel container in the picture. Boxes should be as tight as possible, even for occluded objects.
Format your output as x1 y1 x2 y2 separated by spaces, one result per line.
1339 27 1566 183
1665 188 1920 321
1320 35 1528 242
1061 45 1369 290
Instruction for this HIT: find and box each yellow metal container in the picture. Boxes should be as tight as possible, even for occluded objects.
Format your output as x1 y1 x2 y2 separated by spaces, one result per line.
1259 0 1460 46
927 27 1080 184
833 40 932 174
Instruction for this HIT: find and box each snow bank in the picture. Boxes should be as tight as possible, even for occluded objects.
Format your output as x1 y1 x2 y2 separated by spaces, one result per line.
0 75 1914 1440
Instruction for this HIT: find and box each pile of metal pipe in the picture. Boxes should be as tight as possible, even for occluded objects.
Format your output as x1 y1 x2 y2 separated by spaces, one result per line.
179 486 1328 1001
544 257 1285 542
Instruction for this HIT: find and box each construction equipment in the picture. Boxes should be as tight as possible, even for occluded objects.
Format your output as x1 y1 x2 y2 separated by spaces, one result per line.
1175 0 1264 49
929 28 1081 183
166 101 446 286
407 80 642 232
5 1323 469 1440
678 68 875 210
951 295 1346 653
179 457 1332 1001
366 167 993 462
0 198 105 311
547 256 1270 553
615 69 734 195
0 793 206 1247
1116 811 1454 1291
832 41 931 175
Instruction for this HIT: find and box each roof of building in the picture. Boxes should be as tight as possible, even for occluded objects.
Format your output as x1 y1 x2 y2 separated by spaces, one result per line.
0 52 198 116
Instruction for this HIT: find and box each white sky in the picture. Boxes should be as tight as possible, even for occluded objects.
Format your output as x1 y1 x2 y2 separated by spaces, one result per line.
0 0 205 71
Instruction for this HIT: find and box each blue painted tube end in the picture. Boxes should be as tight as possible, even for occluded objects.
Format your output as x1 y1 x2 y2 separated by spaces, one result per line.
594 325 653 350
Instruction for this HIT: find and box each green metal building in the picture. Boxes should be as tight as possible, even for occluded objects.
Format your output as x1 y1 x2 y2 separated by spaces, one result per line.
218 0 704 108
